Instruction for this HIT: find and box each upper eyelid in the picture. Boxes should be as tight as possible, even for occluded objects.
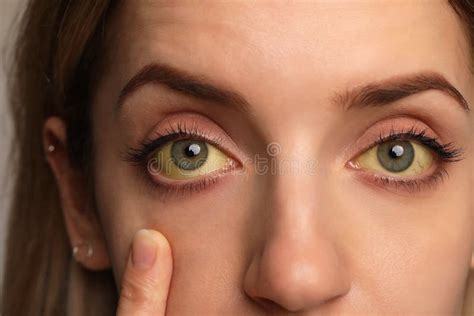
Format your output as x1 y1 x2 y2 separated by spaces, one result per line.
151 132 226 157
124 126 242 167
374 131 463 161
341 116 449 160
372 130 432 150
348 129 422 160
152 112 245 157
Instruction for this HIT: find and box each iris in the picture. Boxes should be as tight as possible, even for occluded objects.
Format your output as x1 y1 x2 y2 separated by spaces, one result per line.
171 140 208 171
377 140 414 173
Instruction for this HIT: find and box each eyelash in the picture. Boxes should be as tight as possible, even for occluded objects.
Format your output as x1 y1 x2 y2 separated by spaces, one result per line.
353 126 464 193
123 121 233 198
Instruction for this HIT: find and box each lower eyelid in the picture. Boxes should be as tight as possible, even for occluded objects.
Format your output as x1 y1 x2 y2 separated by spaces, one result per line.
351 165 449 194
144 166 238 199
148 157 239 184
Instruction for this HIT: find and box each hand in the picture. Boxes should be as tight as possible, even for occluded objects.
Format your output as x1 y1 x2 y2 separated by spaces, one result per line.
117 229 173 316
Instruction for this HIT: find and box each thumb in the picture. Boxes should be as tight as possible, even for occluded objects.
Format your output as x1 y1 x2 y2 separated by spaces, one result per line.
117 229 173 316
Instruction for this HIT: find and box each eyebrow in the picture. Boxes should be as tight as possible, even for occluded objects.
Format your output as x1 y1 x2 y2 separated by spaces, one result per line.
116 63 251 113
333 71 470 112
116 63 470 114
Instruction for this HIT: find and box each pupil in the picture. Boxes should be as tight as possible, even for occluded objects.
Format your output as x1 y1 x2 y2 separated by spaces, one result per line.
185 143 201 157
389 145 404 159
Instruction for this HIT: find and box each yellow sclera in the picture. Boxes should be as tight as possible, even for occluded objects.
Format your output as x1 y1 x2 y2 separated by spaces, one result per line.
148 140 231 180
355 141 434 176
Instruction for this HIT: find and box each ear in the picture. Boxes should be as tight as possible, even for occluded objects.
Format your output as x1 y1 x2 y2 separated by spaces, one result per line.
43 116 110 271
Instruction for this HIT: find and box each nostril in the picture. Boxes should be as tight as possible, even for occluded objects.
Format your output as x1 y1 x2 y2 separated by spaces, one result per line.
254 296 286 313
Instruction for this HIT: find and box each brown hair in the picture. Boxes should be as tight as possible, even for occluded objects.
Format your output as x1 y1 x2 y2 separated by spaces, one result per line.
1 1 473 315
1 1 117 315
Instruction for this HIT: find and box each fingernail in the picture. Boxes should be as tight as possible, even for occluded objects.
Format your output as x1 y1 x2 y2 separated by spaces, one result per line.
132 229 158 270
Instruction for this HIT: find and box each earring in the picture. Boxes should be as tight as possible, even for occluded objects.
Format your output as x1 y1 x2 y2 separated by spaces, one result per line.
44 144 56 164
72 242 93 261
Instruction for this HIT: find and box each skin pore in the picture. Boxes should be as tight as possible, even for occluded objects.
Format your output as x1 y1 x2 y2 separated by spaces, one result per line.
44 0 474 314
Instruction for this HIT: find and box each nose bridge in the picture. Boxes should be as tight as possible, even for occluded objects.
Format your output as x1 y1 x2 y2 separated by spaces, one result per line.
243 148 351 312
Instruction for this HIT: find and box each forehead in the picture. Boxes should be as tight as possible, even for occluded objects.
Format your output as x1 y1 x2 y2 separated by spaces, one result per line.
105 0 472 107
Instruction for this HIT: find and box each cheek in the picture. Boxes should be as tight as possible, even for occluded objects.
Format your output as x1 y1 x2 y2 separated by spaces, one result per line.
93 154 259 312
339 174 473 312
396 207 471 312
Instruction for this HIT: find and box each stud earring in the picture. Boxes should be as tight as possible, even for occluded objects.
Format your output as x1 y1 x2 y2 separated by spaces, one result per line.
72 242 93 261
47 145 55 152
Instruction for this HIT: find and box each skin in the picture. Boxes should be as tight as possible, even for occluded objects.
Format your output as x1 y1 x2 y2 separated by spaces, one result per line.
43 0 474 314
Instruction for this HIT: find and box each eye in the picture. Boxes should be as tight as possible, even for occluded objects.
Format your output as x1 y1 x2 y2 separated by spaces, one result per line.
147 138 234 180
353 139 434 176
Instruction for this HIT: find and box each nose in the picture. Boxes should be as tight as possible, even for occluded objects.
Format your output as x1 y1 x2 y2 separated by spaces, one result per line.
243 177 351 312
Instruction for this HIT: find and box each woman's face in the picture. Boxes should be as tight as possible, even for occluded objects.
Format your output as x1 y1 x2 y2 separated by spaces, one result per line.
89 1 473 314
